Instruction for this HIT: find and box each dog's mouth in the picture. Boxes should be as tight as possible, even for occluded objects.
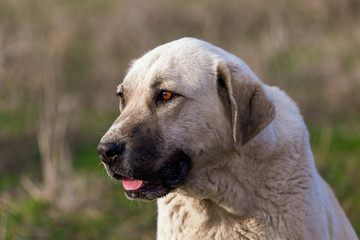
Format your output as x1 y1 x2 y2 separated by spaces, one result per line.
121 177 169 200
110 151 192 201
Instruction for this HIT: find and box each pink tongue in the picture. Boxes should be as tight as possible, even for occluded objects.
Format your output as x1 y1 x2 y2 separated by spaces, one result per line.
122 177 143 191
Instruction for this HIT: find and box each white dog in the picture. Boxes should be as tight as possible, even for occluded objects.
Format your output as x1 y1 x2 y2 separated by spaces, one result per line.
98 38 358 239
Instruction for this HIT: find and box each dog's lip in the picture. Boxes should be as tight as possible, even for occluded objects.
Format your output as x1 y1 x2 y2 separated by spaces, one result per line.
107 151 192 200
112 172 123 180
121 175 167 200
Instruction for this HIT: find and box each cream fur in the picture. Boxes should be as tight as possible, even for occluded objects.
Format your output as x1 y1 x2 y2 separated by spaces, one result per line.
104 38 358 239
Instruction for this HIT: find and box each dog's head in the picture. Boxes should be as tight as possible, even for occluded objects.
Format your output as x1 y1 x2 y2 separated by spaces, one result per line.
97 38 275 201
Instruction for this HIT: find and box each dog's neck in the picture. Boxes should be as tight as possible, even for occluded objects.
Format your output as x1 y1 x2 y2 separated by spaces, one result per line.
182 118 317 213
158 121 323 239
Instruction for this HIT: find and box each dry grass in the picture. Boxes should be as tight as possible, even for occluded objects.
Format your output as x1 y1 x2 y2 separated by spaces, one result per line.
1 0 359 122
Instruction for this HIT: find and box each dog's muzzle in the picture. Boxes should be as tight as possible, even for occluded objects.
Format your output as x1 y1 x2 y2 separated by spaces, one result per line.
97 142 192 201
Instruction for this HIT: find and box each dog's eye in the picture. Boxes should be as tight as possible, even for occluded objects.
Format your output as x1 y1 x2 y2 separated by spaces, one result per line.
116 92 125 102
157 90 175 102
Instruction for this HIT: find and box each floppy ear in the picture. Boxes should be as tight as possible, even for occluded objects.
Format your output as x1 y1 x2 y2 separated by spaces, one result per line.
217 61 276 147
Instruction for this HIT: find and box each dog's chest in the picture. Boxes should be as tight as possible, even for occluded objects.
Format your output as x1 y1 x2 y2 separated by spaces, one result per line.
156 193 268 240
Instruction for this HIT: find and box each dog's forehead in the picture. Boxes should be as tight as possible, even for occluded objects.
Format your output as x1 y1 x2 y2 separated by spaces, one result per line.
121 39 218 94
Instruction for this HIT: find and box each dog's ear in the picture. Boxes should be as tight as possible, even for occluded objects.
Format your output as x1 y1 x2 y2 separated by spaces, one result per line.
217 61 276 147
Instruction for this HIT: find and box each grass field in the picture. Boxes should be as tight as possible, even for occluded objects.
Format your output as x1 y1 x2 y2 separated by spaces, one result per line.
1 123 359 239
0 0 359 238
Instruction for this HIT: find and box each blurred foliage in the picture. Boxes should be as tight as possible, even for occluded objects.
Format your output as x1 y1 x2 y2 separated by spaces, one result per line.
309 123 360 231
0 0 359 239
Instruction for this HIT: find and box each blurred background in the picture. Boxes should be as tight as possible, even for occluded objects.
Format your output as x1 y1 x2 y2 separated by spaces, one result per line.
0 0 359 239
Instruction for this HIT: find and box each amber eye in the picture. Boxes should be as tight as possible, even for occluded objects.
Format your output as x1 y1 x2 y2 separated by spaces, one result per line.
117 92 125 102
158 90 175 102
162 91 173 100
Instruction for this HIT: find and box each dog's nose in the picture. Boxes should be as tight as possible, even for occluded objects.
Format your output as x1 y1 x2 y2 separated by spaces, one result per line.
97 142 125 164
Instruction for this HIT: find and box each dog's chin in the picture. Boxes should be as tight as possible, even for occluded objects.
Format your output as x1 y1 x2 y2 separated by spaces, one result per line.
109 151 192 201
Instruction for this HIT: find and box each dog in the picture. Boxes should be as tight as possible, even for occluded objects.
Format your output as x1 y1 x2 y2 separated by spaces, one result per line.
97 38 358 239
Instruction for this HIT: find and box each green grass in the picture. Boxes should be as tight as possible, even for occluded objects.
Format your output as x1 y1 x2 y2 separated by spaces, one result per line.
1 173 157 240
2 197 156 240
0 106 39 138
309 122 360 234
1 122 359 239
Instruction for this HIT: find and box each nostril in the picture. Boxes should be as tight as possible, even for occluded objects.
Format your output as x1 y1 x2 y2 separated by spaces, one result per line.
97 142 125 163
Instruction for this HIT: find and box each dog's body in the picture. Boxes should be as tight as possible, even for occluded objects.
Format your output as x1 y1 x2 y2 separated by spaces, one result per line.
98 38 357 239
